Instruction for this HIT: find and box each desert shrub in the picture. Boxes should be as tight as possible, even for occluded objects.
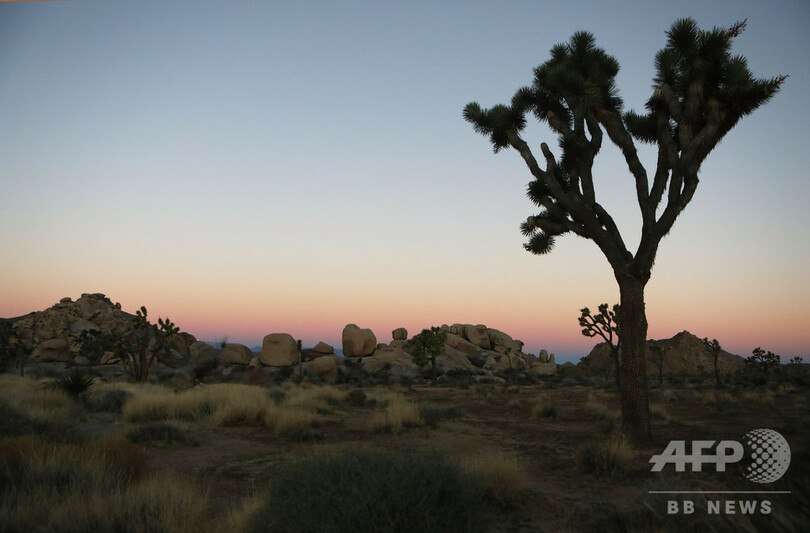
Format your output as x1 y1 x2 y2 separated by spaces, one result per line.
531 399 561 419
122 387 214 422
266 386 286 405
578 437 635 477
126 422 197 446
345 388 368 406
85 388 132 413
458 451 527 508
0 437 216 532
250 450 489 533
649 403 670 421
419 404 462 426
47 368 95 399
286 385 346 413
0 399 52 439
264 404 319 435
0 377 78 440
583 393 616 420
368 395 421 433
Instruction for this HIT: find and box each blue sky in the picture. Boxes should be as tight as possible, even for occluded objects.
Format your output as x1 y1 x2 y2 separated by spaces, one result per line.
1 0 808 362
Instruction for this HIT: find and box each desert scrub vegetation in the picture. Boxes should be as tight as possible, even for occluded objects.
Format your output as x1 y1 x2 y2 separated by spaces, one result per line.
582 390 618 420
247 449 489 533
0 436 214 533
578 436 636 477
122 382 328 435
457 450 528 508
367 392 422 433
0 374 79 439
531 398 563 419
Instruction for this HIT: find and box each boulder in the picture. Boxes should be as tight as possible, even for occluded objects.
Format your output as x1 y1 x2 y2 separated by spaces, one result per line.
304 354 340 376
73 355 91 366
392 327 408 341
100 351 120 365
261 333 299 367
219 343 252 366
538 349 549 363
444 333 484 356
69 318 101 336
342 324 377 357
464 324 492 350
436 346 477 373
487 328 524 354
32 339 72 362
189 342 218 364
312 341 334 354
362 346 418 375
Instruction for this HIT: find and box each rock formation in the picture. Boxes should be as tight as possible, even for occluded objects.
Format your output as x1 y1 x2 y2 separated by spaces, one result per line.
342 324 377 357
579 330 745 377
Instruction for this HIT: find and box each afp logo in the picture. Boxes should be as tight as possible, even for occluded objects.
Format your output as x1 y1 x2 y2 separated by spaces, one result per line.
650 428 791 483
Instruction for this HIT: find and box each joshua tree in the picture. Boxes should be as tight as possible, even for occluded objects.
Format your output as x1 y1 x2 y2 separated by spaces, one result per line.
648 342 667 387
118 306 179 383
745 347 780 374
410 327 447 386
0 320 30 376
579 304 620 387
790 356 803 365
702 337 723 388
464 19 785 445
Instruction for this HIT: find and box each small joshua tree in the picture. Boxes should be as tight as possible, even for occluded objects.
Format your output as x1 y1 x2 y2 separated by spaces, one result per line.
0 320 30 376
410 327 447 386
745 347 780 375
648 343 666 387
118 306 178 383
579 304 620 387
702 337 723 388
790 356 803 365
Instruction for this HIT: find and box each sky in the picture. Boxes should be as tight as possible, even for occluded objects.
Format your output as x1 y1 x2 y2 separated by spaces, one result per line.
1 0 808 363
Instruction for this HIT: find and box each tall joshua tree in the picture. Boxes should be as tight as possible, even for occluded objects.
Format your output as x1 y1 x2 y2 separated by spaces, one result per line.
464 19 785 445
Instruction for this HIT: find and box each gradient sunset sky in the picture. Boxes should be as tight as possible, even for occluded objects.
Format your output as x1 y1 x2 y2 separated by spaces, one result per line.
1 0 808 362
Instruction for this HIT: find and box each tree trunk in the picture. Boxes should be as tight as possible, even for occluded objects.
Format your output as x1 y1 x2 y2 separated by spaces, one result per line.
616 275 652 446
713 355 721 388
610 349 621 389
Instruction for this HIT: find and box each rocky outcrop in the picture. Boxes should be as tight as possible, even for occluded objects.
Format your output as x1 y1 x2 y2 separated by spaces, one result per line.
342 324 377 357
260 333 299 367
579 330 745 377
7 293 198 367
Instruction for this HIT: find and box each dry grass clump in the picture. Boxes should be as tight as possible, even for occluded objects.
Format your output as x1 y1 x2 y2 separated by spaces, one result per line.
583 392 617 420
532 398 562 419
578 436 636 477
121 382 331 435
0 374 78 421
0 435 213 532
740 389 775 406
122 387 214 422
368 394 421 433
285 385 347 413
458 450 528 507
648 402 670 421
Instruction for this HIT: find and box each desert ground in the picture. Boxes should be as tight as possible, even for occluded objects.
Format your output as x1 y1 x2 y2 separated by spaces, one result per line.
1 365 808 532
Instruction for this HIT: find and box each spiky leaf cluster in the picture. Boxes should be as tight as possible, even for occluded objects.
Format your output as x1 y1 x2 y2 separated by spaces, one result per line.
626 18 787 156
465 32 626 257
579 303 620 349
465 19 785 281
